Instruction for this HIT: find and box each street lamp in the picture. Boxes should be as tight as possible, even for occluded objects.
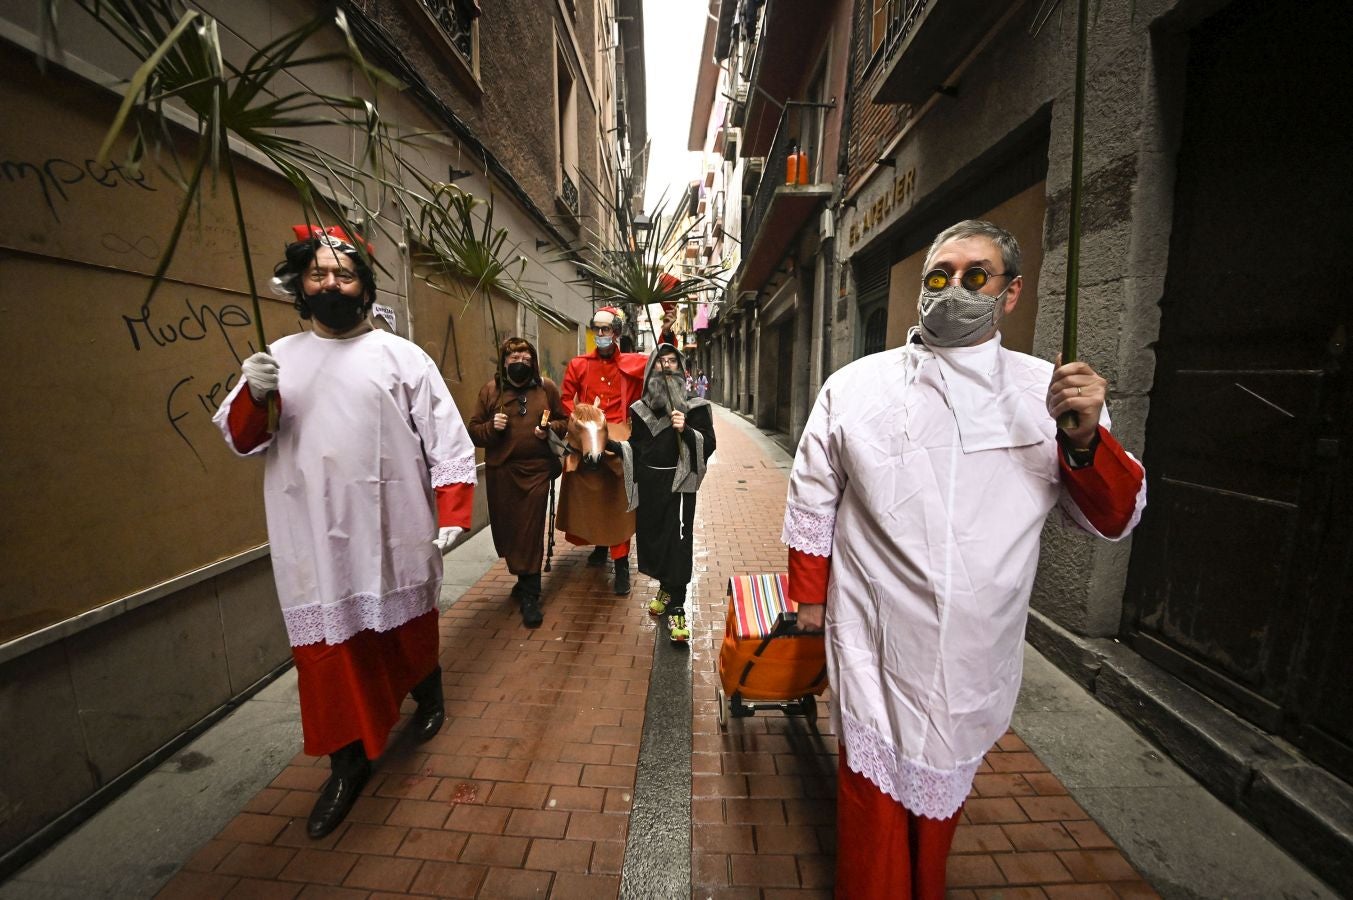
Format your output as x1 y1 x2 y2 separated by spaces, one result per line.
632 212 653 251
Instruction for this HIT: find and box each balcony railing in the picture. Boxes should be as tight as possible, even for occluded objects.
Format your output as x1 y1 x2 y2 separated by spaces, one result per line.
419 0 475 62
880 0 929 62
735 103 832 293
744 105 804 249
560 169 580 218
871 0 1007 105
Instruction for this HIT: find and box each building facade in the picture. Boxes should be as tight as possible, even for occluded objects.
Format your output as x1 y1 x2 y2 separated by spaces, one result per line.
0 0 644 872
689 0 854 449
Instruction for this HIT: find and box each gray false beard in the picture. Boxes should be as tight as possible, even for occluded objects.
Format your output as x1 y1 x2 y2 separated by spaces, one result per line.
643 373 688 417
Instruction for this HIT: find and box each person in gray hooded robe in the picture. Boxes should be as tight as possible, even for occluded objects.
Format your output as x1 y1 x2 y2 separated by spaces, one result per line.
619 343 717 643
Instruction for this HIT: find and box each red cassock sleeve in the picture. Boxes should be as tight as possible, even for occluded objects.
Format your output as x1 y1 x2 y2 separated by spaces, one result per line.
435 483 473 529
1059 425 1144 539
560 358 582 416
227 385 278 453
788 547 830 607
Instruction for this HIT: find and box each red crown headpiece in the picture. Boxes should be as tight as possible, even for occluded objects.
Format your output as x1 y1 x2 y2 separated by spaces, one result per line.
291 224 374 257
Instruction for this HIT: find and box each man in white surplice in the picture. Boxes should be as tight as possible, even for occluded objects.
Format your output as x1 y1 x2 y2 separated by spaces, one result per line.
783 220 1146 899
214 226 475 840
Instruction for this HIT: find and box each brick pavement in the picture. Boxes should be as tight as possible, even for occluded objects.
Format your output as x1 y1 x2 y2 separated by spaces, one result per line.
156 407 1159 899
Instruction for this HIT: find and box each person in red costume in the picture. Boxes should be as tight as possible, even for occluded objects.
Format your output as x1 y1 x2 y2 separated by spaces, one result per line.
783 220 1146 899
213 226 475 840
560 305 648 593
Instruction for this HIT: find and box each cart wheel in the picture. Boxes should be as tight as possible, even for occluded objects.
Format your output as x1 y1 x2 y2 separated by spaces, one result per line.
730 691 750 718
802 694 818 726
716 687 728 728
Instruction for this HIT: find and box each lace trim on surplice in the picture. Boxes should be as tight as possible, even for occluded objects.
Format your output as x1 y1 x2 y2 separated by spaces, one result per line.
282 582 437 647
781 503 835 557
841 710 982 821
431 454 477 487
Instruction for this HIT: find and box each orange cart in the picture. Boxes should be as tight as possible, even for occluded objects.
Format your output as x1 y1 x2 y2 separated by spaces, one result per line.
717 573 827 726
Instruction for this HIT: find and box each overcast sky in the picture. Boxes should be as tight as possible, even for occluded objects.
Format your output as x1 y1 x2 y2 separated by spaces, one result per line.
641 0 707 211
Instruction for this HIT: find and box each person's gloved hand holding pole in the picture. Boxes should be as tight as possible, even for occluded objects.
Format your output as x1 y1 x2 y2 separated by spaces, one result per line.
242 352 280 403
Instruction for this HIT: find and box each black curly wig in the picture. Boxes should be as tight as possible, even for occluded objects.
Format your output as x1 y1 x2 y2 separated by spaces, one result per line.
272 237 377 320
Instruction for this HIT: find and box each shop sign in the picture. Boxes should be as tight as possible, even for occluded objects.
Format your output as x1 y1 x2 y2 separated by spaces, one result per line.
848 166 917 248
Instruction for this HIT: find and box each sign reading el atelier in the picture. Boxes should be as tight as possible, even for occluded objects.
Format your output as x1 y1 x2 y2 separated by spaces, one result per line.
848 166 917 248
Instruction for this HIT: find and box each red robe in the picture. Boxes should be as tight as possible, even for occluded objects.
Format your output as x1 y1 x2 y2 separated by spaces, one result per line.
559 349 647 555
560 349 648 423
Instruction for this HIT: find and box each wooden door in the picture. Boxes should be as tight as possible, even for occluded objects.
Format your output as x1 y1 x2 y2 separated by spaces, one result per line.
1122 0 1352 780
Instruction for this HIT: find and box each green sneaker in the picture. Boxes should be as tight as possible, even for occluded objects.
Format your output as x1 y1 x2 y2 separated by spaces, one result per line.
648 589 669 617
667 612 690 643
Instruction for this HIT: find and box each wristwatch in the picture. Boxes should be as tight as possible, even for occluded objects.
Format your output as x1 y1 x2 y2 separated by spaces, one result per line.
1062 431 1100 469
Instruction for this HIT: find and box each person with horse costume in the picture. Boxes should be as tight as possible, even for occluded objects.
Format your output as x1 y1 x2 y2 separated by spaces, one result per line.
468 337 569 628
623 343 716 643
559 306 648 593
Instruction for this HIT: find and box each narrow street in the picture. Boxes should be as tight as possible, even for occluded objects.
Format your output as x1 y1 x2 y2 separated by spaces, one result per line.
6 407 1333 899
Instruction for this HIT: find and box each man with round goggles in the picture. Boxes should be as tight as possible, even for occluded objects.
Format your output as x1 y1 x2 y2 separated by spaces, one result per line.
782 219 1147 898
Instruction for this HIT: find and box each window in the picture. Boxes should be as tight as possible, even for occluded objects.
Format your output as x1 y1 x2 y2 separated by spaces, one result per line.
556 44 580 219
870 0 888 57
415 0 480 87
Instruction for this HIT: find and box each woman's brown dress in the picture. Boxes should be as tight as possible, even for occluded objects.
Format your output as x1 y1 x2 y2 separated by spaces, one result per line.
467 378 568 575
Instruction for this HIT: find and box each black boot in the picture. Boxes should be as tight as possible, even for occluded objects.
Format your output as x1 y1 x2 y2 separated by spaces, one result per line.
613 556 631 595
308 741 371 839
518 573 543 628
587 545 609 567
409 666 445 743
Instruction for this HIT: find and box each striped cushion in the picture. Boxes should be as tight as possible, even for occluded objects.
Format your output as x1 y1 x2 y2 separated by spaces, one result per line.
728 573 794 639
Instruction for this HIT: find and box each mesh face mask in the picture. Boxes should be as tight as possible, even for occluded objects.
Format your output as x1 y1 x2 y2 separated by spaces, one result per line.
917 284 1008 347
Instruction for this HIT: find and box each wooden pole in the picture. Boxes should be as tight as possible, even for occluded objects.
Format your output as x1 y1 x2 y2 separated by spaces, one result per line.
1059 0 1090 433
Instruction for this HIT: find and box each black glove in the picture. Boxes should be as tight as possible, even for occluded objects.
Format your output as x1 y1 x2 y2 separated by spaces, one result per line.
605 439 624 455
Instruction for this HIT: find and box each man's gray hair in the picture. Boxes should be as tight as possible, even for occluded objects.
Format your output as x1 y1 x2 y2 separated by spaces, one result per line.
923 219 1021 279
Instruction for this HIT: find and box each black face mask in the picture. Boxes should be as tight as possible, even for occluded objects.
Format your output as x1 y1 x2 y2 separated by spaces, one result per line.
304 289 367 332
506 362 533 384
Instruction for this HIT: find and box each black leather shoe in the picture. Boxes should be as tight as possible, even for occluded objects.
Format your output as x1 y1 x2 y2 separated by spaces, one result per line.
587 546 608 567
307 763 370 839
613 558 630 595
412 702 446 743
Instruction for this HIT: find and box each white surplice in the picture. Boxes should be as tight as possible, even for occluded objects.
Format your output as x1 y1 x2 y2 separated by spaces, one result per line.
782 332 1144 819
214 329 475 648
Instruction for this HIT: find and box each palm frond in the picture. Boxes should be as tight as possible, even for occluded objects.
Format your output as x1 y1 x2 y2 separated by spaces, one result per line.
41 0 551 350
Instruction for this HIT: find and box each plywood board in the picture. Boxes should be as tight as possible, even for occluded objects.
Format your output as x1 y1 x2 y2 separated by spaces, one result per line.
0 53 309 642
408 272 518 446
536 317 579 387
885 181 1046 353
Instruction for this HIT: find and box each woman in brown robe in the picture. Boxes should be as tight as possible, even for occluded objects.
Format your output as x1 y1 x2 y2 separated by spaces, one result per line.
468 338 568 627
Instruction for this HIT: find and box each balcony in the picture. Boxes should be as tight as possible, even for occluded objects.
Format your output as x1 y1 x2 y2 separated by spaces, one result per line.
871 0 1009 105
740 0 828 157
737 107 831 294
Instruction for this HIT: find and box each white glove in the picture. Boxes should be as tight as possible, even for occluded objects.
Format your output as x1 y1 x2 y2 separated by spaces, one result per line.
434 526 463 552
241 352 279 402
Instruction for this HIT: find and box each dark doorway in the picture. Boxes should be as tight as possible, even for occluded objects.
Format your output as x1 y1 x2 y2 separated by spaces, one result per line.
1122 0 1352 781
773 321 795 431
862 305 887 356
